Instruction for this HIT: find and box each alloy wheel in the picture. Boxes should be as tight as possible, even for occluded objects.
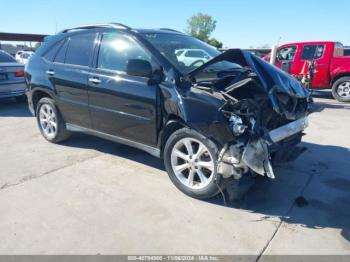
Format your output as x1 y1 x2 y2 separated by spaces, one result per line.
337 82 350 98
170 137 215 190
39 104 58 139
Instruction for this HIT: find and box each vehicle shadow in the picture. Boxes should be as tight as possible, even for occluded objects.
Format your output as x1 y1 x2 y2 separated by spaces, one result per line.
64 133 165 170
312 90 334 100
208 142 350 242
2 99 349 242
0 98 32 117
63 132 350 242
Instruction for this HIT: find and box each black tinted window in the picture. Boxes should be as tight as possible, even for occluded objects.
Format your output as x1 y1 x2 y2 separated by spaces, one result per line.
97 32 151 72
44 40 64 61
65 33 96 66
301 45 324 60
54 40 68 63
0 52 16 62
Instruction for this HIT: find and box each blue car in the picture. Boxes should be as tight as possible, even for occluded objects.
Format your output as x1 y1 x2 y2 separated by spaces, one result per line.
0 50 26 100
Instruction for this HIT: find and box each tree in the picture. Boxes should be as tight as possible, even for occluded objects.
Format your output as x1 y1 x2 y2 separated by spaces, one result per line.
186 13 217 43
207 38 223 49
34 42 41 50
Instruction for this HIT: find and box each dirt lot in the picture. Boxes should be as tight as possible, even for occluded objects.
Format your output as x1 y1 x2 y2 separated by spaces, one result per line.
0 91 349 256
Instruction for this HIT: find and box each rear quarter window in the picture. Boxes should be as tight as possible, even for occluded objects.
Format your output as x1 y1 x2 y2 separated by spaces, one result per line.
54 40 69 63
65 33 96 66
0 52 16 63
43 40 65 61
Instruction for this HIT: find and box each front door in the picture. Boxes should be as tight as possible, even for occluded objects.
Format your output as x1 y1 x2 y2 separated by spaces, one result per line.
88 31 158 146
275 45 297 74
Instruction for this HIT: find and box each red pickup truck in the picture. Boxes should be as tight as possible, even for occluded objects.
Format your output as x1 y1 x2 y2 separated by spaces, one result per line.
264 41 350 102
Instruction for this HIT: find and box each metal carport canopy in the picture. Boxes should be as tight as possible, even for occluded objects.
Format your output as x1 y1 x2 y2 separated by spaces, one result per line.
0 32 48 42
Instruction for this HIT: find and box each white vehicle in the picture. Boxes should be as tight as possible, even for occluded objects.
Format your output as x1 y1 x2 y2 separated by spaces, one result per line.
175 49 212 67
15 50 24 61
15 51 34 64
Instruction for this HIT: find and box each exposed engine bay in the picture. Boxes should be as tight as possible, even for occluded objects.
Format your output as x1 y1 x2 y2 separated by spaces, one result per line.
187 49 312 180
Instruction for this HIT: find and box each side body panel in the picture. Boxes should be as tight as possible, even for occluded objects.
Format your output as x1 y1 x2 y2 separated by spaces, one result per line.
88 69 159 146
330 56 350 83
49 63 91 127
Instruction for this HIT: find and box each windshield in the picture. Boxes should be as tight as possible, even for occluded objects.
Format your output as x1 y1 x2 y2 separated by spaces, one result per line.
141 33 241 74
0 52 16 63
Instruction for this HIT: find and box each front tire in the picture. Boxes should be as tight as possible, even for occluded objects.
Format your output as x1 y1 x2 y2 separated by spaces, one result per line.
332 77 350 103
163 128 223 200
36 97 70 143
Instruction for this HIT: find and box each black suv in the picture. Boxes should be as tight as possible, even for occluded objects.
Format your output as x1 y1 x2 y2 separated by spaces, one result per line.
25 23 311 200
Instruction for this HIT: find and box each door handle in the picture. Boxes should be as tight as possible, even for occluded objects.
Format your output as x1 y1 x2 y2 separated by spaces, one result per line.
89 77 101 85
46 70 55 76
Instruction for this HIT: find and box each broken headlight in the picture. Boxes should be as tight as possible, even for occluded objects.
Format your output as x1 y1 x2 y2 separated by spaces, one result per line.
229 114 247 136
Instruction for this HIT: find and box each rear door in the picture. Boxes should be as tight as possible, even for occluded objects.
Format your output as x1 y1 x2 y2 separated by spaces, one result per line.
88 31 159 146
47 33 97 128
299 44 329 88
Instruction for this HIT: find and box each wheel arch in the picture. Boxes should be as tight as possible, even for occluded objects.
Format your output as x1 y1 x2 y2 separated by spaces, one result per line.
158 115 188 157
32 89 55 116
331 73 350 86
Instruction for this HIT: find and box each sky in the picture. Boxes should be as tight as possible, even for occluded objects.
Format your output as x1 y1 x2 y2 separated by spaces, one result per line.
1 0 350 48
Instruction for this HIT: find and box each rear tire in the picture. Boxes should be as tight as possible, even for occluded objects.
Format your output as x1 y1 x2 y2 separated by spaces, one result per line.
332 77 350 103
36 97 70 143
163 128 223 200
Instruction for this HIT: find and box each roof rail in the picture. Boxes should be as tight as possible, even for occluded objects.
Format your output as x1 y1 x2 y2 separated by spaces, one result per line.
158 28 183 33
60 23 132 33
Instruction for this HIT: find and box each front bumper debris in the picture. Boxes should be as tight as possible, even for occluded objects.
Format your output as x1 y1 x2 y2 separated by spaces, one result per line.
220 117 309 180
268 117 309 144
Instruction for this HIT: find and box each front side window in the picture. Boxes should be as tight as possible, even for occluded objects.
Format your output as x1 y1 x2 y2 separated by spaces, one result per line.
97 32 151 72
277 46 297 61
301 45 325 60
65 33 96 66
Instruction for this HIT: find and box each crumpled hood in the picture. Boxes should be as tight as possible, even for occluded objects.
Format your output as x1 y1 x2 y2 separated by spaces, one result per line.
188 49 309 99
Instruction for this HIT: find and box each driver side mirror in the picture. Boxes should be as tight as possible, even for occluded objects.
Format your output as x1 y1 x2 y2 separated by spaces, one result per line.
126 59 152 78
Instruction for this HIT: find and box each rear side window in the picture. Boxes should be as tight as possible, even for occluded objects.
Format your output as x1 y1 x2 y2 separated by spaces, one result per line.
97 32 151 72
65 33 96 66
0 52 16 62
301 45 325 60
44 40 64 61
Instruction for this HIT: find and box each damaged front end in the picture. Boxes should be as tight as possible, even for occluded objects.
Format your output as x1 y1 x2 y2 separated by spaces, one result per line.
188 49 312 180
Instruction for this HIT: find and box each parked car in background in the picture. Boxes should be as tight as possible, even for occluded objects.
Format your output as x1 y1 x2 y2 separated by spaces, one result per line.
15 50 24 61
18 51 34 64
175 48 211 67
16 50 34 64
0 50 26 100
263 41 350 102
25 23 310 200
